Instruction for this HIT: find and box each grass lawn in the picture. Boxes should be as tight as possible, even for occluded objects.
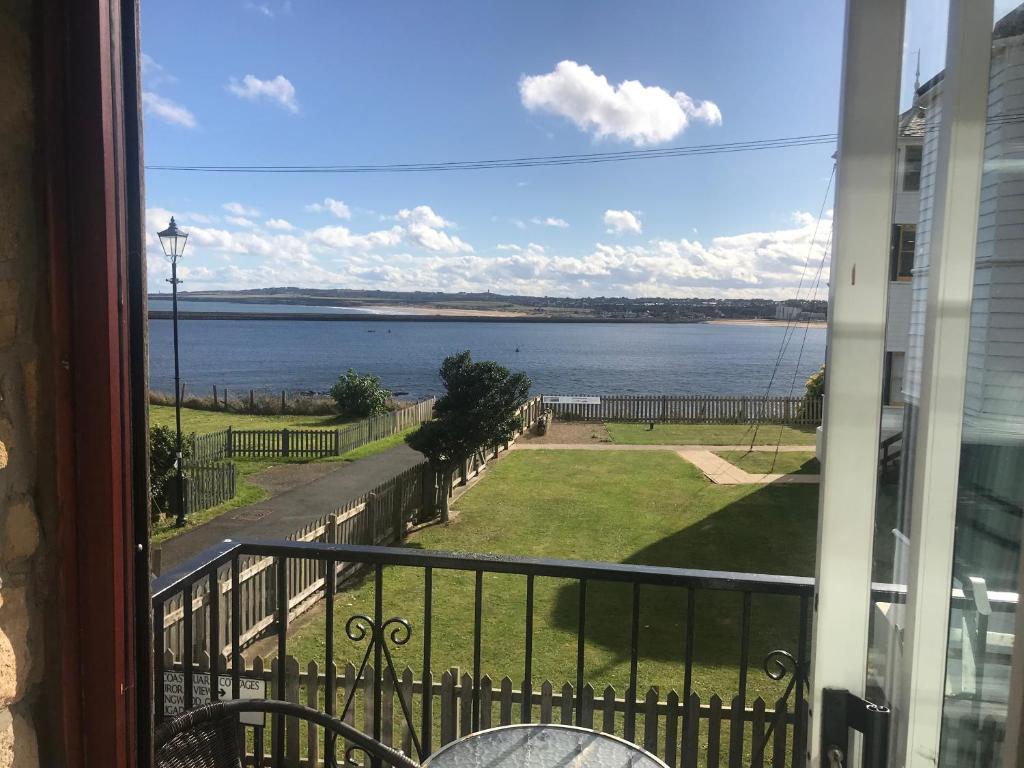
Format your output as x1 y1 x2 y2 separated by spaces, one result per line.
151 428 416 543
149 404 350 434
715 450 819 475
606 422 817 446
281 450 818 706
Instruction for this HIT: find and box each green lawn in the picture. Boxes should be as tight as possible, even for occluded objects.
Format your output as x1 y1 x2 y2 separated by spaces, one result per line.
149 404 350 434
282 449 818 706
715 450 819 475
151 428 416 543
606 422 817 446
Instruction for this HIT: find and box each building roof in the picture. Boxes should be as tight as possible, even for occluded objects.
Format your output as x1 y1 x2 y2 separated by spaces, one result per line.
994 3 1024 40
898 103 927 138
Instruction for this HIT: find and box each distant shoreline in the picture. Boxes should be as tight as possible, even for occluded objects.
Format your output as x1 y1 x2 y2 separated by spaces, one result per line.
707 318 828 329
147 310 706 324
146 310 830 326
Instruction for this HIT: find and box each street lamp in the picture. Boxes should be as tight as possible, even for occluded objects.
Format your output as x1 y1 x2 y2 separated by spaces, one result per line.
158 217 189 526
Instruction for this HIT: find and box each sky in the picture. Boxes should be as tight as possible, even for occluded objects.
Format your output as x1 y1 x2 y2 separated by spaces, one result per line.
141 1 854 300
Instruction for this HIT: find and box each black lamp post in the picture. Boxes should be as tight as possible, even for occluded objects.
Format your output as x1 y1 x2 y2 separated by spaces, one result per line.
158 217 189 526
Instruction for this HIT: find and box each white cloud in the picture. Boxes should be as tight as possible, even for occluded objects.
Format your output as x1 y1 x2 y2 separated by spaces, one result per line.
397 205 452 229
396 206 472 253
265 218 295 231
306 198 351 219
141 54 178 88
225 216 256 227
223 202 260 217
244 1 292 16
532 217 570 228
142 91 196 128
144 205 830 300
604 209 642 235
228 74 299 113
519 60 721 146
311 224 403 251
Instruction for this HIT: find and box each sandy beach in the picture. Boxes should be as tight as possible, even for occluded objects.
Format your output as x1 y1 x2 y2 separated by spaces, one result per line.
707 318 827 329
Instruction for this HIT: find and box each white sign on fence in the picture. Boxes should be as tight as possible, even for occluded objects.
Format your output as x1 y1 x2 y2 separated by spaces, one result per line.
163 672 266 725
542 396 601 405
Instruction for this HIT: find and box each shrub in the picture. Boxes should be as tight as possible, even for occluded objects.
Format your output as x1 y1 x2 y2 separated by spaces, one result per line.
329 370 391 418
804 364 825 400
150 423 192 518
407 351 531 521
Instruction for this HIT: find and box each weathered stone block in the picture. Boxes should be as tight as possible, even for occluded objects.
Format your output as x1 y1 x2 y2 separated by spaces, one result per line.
0 588 32 710
0 709 39 768
2 499 38 562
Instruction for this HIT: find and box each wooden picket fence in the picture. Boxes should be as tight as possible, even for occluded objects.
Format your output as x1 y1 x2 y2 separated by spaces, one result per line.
545 394 823 426
160 397 545 658
188 398 437 463
161 652 803 768
184 462 237 514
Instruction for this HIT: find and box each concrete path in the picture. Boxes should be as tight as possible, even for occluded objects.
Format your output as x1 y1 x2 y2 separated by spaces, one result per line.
676 449 820 485
512 442 816 452
158 444 424 571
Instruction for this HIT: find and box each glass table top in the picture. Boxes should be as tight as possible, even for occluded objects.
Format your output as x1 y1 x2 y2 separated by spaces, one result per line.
422 724 670 768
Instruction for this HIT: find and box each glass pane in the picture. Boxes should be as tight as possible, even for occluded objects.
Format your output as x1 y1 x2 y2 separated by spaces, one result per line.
939 5 1024 765
866 2 950 730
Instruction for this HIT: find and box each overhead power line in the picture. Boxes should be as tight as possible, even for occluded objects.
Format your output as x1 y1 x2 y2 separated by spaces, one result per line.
145 133 839 174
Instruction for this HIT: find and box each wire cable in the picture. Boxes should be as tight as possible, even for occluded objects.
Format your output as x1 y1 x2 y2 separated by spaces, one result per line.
144 134 838 174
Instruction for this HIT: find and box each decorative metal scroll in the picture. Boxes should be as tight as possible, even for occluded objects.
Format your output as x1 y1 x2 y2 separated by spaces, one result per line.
326 614 422 767
754 649 810 763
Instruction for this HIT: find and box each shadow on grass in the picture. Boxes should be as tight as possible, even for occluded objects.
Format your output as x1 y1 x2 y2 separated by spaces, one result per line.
548 482 818 676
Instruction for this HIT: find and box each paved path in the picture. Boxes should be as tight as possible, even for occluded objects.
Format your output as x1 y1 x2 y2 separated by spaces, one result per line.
511 442 820 485
676 449 820 485
512 443 816 452
158 444 424 571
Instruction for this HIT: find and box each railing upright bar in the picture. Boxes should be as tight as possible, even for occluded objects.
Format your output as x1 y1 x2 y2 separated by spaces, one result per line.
155 598 166 722
472 571 483 731
274 556 287 768
231 556 240 700
422 567 433 756
324 556 336 765
683 587 696 709
523 574 535 723
209 568 220 701
625 582 640 742
575 579 587 726
373 563 384 768
795 593 811 768
183 581 194 710
738 591 752 704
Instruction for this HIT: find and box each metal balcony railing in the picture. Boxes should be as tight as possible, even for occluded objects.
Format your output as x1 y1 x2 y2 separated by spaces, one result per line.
153 540 814 767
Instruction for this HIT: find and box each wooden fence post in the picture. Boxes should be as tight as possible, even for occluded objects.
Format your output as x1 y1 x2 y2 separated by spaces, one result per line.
335 427 342 456
282 428 290 458
226 426 233 458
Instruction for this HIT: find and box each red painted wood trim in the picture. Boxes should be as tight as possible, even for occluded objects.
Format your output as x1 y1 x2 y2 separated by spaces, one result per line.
38 0 146 766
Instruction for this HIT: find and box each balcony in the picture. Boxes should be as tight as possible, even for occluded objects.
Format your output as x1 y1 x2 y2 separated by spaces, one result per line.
153 539 815 767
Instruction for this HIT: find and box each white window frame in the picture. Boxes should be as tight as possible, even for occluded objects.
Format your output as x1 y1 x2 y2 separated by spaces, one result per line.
895 0 992 764
810 0 905 764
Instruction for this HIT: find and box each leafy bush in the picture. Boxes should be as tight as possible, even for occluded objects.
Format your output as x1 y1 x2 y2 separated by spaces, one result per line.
150 424 192 518
804 364 825 399
329 370 391 418
407 351 531 521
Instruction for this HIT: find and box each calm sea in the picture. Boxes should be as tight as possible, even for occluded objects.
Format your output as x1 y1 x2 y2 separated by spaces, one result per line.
148 304 826 400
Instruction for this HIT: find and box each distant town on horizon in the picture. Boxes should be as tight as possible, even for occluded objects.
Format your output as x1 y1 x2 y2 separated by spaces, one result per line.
148 287 828 323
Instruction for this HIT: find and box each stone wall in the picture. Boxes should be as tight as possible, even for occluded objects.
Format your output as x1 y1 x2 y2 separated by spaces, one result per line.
0 2 58 767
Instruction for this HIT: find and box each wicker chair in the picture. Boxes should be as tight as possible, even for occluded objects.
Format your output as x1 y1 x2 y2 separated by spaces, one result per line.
155 699 420 768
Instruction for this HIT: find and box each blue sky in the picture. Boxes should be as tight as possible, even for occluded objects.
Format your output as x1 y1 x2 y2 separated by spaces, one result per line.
142 1 850 299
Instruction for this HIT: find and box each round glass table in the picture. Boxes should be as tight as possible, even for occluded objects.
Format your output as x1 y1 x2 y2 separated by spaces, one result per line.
422 724 670 768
